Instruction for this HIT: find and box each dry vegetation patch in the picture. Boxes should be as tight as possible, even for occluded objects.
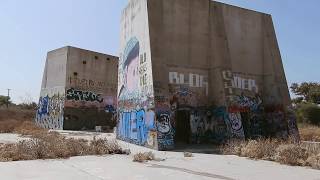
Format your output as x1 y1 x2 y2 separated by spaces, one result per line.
133 151 160 163
0 108 128 161
133 152 155 162
222 138 320 170
0 133 127 162
0 108 36 133
184 152 193 157
299 125 320 142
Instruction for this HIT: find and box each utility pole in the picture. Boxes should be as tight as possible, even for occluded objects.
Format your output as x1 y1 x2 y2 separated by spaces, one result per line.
6 89 11 108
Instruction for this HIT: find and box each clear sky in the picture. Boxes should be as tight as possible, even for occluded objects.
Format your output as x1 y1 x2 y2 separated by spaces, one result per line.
0 0 319 103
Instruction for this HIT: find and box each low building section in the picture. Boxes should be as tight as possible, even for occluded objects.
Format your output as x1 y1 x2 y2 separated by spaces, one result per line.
36 46 118 131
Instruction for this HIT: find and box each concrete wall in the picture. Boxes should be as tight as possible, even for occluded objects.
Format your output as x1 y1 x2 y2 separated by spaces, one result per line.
146 0 298 150
41 47 68 89
64 47 118 130
36 46 118 131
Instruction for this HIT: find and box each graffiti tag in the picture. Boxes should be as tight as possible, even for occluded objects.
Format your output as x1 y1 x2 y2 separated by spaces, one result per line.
66 88 103 103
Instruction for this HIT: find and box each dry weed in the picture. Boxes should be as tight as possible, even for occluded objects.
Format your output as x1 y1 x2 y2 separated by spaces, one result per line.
222 140 247 156
241 139 280 160
306 153 320 169
14 121 47 137
222 138 320 170
275 144 309 166
0 119 21 133
0 107 40 134
133 152 156 162
299 126 320 142
0 133 127 162
184 152 193 157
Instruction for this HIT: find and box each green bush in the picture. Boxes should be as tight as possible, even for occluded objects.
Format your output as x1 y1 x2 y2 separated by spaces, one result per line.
296 103 320 125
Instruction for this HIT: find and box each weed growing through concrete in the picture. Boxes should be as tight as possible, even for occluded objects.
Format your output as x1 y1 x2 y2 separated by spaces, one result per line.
184 152 193 157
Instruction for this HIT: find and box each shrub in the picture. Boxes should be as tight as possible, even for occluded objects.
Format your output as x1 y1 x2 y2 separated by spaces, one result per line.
296 103 320 125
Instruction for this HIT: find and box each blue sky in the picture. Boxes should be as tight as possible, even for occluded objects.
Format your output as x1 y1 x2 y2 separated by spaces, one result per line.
0 0 319 103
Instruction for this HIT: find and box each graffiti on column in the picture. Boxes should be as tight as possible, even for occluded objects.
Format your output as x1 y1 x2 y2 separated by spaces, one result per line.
169 72 208 96
228 112 245 138
228 94 263 139
286 107 300 141
222 70 259 94
68 77 107 91
118 37 140 99
156 111 174 150
117 36 156 148
35 89 65 130
222 70 234 103
118 109 155 145
222 69 263 139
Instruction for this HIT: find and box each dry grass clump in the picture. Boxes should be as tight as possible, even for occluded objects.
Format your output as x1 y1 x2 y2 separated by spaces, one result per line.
0 107 37 133
299 125 320 142
222 140 247 156
0 108 128 161
0 133 127 162
0 108 35 122
275 144 308 166
222 138 320 170
14 121 47 137
0 119 21 133
241 139 281 160
306 153 320 169
184 152 193 157
133 152 156 162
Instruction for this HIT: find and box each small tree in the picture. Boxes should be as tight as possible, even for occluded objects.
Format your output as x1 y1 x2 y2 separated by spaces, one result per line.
291 82 320 104
0 95 12 107
296 103 320 125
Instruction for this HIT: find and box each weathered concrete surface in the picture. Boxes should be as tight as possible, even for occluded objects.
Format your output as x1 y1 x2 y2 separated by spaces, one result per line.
0 134 30 144
0 132 319 180
36 46 118 131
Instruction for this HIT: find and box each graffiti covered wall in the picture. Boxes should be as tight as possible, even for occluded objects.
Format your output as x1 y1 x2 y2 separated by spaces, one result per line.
62 47 118 131
117 0 298 150
153 67 210 149
37 46 118 131
117 0 157 148
35 87 65 130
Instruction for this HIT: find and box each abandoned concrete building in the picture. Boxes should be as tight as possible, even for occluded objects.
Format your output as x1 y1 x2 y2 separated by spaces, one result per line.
36 46 118 130
117 0 299 150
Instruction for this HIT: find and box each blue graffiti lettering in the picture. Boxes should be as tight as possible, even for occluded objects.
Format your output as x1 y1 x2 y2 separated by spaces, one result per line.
118 109 155 146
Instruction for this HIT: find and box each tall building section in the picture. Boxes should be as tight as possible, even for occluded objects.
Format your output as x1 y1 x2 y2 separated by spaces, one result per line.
117 0 299 150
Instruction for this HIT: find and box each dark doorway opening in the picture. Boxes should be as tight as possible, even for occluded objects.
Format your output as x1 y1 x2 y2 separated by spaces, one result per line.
174 110 191 144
